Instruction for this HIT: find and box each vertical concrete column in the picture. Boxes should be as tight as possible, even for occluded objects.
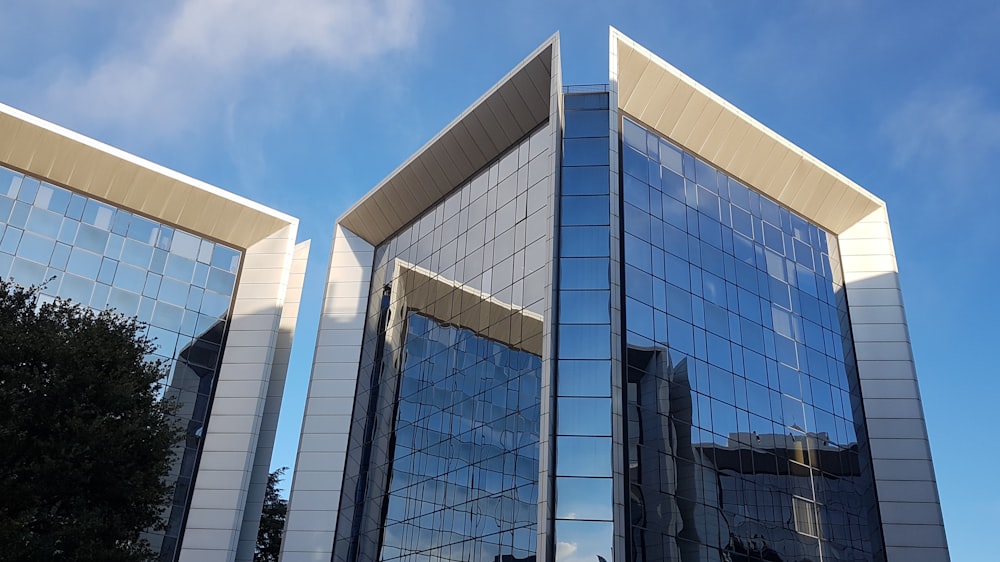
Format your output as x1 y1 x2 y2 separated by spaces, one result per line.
839 207 949 562
536 35 562 562
281 225 373 562
607 35 627 562
235 241 310 561
181 224 299 562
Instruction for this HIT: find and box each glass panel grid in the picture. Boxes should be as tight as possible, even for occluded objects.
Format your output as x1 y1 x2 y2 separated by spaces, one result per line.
334 125 550 562
619 117 880 561
554 93 615 562
0 164 242 560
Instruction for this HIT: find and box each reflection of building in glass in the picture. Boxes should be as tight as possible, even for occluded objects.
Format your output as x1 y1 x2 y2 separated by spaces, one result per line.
627 346 877 562
379 310 539 562
286 29 949 562
0 104 307 562
342 261 543 562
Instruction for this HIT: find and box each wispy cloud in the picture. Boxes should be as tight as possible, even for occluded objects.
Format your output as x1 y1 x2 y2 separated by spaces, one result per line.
23 0 426 135
555 541 579 562
880 86 1000 176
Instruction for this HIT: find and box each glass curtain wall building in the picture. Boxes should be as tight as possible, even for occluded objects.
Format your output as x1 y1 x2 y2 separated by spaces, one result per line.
285 29 949 562
0 103 308 562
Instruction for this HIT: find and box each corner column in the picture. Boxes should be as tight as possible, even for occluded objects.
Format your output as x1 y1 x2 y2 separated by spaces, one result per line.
839 207 949 562
181 224 300 562
281 225 373 562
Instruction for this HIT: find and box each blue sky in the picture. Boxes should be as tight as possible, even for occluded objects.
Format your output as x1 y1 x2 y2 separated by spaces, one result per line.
3 1 997 557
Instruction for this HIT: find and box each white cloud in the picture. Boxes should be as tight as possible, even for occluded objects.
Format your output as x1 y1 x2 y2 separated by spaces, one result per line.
555 541 578 562
35 0 425 135
880 86 1000 176
556 540 610 562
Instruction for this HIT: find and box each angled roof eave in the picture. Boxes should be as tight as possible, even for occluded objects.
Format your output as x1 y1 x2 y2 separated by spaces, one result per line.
610 27 883 234
0 103 297 249
339 33 560 246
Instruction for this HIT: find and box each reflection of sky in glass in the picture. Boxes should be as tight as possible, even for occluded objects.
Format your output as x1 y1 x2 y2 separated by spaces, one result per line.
378 312 541 562
555 477 613 520
620 116 858 447
620 116 880 561
1 166 240 376
555 520 612 562
556 93 616 561
1 164 241 560
335 124 551 562
556 437 612 477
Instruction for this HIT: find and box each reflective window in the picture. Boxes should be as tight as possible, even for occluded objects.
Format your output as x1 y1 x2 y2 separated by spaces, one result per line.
554 93 615 559
0 164 241 560
378 312 541 562
555 520 613 562
620 117 882 561
333 125 551 562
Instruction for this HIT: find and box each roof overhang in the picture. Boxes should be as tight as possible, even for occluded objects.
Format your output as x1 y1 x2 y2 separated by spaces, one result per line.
0 103 296 249
611 28 883 234
339 34 560 246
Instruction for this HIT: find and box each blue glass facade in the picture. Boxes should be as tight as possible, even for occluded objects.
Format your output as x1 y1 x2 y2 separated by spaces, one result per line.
0 164 242 560
326 101 885 562
619 116 882 561
379 311 541 561
283 32 949 562
553 91 615 562
330 126 552 562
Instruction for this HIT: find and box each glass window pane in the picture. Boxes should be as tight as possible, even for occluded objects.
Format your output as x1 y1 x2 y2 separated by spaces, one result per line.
555 520 612 562
565 92 608 111
622 118 648 150
557 397 611 436
562 166 609 196
565 110 608 138
15 232 54 264
560 226 608 257
26 207 62 238
560 258 609 290
559 325 610 359
66 247 101 278
1 168 22 198
211 245 240 273
558 360 610 397
75 224 109 253
559 291 610 324
556 477 613 520
659 139 683 173
556 436 611 477
561 196 609 226
564 138 609 166
206 268 236 295
128 215 158 245
121 238 153 268
16 177 39 203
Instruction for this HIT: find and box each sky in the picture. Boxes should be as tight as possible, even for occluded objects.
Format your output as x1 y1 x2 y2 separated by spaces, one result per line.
2 0 997 558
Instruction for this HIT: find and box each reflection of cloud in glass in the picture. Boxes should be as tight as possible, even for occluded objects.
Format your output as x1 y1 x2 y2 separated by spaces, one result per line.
556 541 578 560
555 520 612 562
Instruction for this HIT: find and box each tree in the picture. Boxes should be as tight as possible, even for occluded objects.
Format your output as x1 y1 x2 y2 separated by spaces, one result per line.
255 467 288 562
0 279 181 562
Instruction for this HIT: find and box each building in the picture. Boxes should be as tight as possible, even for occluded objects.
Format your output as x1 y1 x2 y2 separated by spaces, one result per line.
0 103 308 562
283 29 949 562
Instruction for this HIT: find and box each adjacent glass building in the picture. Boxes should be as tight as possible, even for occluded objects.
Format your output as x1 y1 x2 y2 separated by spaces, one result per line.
0 103 307 562
285 29 950 562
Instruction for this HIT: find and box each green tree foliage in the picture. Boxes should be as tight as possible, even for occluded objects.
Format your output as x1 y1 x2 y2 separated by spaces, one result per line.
0 279 181 562
255 467 288 562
